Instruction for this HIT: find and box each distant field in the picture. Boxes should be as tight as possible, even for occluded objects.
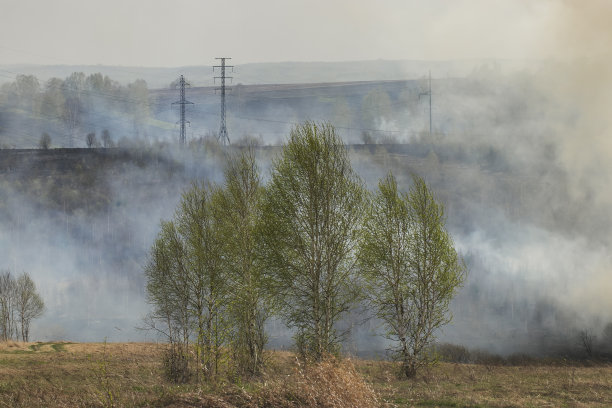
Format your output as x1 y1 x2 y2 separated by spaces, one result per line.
0 341 611 407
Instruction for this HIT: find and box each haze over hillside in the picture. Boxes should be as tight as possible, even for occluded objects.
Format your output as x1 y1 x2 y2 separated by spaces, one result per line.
2 0 612 360
2 55 612 357
0 59 533 89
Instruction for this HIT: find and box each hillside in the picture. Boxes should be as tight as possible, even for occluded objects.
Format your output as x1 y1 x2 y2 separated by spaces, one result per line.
0 59 532 88
0 144 605 358
1 65 611 357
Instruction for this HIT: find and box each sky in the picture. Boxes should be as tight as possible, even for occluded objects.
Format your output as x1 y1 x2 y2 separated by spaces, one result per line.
0 0 563 67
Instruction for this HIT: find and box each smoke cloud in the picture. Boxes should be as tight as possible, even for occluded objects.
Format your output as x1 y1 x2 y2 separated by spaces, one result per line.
1 3 612 358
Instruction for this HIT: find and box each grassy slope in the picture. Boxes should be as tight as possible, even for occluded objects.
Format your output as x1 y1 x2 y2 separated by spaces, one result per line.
0 342 611 407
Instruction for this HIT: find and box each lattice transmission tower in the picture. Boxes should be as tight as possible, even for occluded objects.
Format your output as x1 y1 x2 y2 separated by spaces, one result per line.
213 57 233 145
171 75 194 145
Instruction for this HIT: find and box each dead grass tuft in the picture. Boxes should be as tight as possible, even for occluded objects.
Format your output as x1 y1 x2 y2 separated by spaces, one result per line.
257 356 380 408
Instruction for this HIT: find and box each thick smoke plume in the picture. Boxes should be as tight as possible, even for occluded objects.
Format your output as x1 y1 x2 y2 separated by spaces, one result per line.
1 3 612 357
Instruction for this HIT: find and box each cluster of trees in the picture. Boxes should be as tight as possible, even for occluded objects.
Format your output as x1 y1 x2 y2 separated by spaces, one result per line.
0 73 149 147
145 122 465 382
0 270 45 342
85 129 114 148
145 147 266 381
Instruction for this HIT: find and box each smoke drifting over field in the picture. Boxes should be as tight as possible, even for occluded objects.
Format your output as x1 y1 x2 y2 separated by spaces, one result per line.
436 1 612 354
1 3 611 357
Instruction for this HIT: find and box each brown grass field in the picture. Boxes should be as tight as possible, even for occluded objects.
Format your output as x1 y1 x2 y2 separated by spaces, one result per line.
0 341 611 407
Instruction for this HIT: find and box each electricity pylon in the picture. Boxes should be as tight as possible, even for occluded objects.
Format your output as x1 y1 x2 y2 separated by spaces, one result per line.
213 57 233 145
171 75 194 145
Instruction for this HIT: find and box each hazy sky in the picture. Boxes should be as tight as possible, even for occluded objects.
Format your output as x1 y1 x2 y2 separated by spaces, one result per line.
0 0 563 67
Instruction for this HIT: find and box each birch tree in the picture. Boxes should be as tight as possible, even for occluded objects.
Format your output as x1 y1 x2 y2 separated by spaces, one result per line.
359 173 465 377
16 272 45 342
216 148 268 376
259 122 365 360
0 271 17 341
145 182 229 382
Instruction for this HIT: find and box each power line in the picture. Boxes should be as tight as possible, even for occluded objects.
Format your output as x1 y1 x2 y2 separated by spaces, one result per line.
213 57 233 145
171 75 193 145
1 65 437 143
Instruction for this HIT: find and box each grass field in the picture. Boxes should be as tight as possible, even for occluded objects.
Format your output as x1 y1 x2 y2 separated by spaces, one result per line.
0 341 611 407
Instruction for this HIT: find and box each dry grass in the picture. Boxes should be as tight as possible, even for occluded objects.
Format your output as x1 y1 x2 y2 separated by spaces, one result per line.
359 359 612 407
256 356 379 407
0 341 611 407
0 341 171 407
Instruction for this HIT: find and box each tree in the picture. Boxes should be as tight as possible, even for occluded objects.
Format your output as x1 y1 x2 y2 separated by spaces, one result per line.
86 132 98 148
41 78 66 120
216 147 268 376
0 271 43 342
127 79 149 136
39 133 52 149
259 122 365 360
101 129 113 148
145 182 229 381
0 270 17 341
14 75 41 114
358 173 465 378
63 72 85 147
145 220 193 382
16 273 44 341
579 328 595 357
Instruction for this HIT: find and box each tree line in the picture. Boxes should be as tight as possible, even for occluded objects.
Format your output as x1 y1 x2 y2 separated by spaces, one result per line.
0 72 149 148
145 122 465 382
0 270 45 342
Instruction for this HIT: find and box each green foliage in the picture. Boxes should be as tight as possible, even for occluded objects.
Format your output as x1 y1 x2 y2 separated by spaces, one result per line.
145 182 232 382
41 78 66 119
144 123 465 382
258 122 366 361
14 75 41 116
358 173 465 378
0 71 150 147
216 147 269 377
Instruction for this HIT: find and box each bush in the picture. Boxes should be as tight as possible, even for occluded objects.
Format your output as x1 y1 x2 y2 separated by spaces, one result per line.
259 356 379 408
435 343 532 366
435 343 472 363
39 133 51 149
162 345 191 383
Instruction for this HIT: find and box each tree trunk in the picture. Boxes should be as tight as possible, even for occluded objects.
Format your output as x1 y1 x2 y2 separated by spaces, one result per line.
403 360 417 378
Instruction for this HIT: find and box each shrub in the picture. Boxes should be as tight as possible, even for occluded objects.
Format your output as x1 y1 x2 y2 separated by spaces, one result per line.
259 356 379 408
162 344 191 383
435 343 472 363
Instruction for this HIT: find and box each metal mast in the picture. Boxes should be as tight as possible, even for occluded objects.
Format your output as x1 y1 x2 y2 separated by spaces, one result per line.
213 57 233 145
171 75 193 145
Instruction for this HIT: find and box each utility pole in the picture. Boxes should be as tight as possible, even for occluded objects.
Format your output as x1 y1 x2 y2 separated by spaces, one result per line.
171 75 193 145
213 57 233 145
418 70 432 137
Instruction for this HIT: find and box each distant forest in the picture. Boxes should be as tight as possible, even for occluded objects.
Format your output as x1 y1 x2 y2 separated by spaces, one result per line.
0 72 151 148
0 70 433 149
